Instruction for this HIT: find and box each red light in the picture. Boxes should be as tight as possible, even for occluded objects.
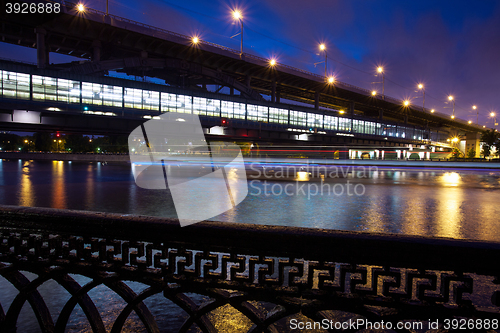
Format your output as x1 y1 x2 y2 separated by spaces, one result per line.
56 133 60 137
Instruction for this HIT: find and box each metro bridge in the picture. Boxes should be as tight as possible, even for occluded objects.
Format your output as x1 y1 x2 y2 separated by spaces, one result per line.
0 0 484 155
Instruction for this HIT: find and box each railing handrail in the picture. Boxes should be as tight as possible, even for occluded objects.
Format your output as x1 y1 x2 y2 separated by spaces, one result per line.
1 205 500 276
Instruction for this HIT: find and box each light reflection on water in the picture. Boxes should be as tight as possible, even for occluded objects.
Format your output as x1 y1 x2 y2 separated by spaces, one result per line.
2 159 500 331
1 159 500 241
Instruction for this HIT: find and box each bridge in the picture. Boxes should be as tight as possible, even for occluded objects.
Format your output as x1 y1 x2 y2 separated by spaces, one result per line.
0 0 485 155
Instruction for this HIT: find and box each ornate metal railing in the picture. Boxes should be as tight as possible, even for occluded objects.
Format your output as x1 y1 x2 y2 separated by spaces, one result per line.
0 205 499 332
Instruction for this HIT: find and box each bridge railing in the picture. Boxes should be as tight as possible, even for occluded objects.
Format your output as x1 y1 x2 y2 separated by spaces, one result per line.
0 205 499 332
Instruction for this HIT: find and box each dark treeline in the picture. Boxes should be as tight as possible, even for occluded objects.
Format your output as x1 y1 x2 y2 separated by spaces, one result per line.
0 132 129 153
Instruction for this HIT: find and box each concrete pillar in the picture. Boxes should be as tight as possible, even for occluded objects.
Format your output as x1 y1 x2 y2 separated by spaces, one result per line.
92 40 102 62
271 81 276 103
35 27 48 69
314 91 320 110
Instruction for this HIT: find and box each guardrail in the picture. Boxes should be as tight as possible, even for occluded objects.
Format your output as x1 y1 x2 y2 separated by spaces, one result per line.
0 205 499 332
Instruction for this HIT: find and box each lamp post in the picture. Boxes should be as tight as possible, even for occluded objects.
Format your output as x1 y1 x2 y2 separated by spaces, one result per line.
448 95 455 118
319 44 327 77
418 84 425 110
473 105 478 124
377 67 384 100
232 10 243 57
490 112 497 128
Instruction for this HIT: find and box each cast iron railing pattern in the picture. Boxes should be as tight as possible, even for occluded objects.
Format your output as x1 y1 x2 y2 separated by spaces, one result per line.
0 205 499 332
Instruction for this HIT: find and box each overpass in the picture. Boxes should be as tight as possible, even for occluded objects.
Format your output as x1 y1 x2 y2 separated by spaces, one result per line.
0 0 485 153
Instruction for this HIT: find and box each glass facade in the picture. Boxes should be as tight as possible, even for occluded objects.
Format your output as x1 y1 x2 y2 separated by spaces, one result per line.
0 69 431 141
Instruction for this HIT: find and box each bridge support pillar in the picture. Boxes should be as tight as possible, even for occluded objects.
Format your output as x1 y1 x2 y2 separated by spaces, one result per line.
314 91 320 110
276 91 280 103
271 81 276 103
92 40 102 62
35 27 48 69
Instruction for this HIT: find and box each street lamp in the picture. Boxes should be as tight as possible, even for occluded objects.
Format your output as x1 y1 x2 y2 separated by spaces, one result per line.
430 109 435 113
490 112 497 128
232 10 243 57
269 58 276 67
371 90 377 96
417 83 425 110
192 36 199 45
327 76 335 84
319 43 327 77
403 100 410 107
377 66 384 99
448 95 455 118
77 3 85 12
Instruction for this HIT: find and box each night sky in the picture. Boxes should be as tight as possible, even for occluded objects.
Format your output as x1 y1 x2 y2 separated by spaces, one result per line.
2 0 499 126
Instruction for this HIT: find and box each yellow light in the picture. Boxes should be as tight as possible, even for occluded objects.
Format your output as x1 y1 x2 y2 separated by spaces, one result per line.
468 120 472 124
451 137 459 143
451 115 455 119
59 140 62 143
269 59 276 66
472 105 477 110
77 3 85 12
339 110 345 114
490 112 496 117
448 95 454 101
377 66 383 73
327 76 335 84
319 44 326 51
232 10 242 20
24 140 28 143
371 90 377 96
483 125 486 128
296 171 309 181
431 109 435 113
418 84 423 89
403 100 410 106
192 36 199 44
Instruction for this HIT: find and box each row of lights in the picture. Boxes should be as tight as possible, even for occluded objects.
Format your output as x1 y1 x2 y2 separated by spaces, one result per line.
77 3 495 128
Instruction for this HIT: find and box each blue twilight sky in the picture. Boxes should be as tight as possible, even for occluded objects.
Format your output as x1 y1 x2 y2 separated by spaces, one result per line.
2 0 500 125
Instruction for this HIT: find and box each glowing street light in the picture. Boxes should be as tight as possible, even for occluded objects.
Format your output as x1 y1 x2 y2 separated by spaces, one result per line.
468 120 472 124
451 137 459 143
376 67 384 99
447 95 455 118
472 105 478 123
269 58 276 67
232 9 243 57
319 43 328 77
417 83 425 110
327 76 335 84
430 109 435 113
77 3 85 12
403 100 410 107
192 36 199 45
371 90 377 96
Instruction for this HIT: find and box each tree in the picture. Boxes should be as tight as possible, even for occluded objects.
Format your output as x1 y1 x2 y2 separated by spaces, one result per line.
480 130 499 157
466 148 476 158
34 132 52 151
